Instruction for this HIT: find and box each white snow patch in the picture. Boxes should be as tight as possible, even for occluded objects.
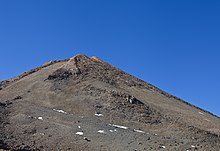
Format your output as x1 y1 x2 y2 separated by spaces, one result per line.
154 133 158 136
109 124 128 130
198 112 204 115
134 129 145 133
109 129 117 132
78 126 81 129
98 130 106 134
95 113 104 117
160 145 166 149
76 132 83 136
38 117 43 120
191 145 195 148
53 109 67 114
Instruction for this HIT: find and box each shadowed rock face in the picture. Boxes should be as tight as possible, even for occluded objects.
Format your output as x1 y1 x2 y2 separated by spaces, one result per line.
0 54 220 151
47 68 73 80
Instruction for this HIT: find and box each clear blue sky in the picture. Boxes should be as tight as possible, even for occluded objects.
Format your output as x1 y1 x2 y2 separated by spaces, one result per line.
0 1 220 116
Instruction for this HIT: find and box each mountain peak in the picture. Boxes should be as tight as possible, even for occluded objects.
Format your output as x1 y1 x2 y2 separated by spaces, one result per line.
0 54 220 150
69 54 89 60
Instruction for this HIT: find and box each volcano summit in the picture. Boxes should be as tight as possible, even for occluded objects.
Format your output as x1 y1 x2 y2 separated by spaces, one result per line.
0 54 220 151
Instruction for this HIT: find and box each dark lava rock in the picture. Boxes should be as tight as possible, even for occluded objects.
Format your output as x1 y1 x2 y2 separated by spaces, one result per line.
47 68 73 80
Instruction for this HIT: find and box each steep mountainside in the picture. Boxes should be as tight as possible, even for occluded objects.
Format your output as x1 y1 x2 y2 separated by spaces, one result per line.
0 54 220 151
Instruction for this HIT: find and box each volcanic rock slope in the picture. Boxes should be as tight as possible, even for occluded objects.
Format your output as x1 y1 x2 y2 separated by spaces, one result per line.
0 54 220 151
